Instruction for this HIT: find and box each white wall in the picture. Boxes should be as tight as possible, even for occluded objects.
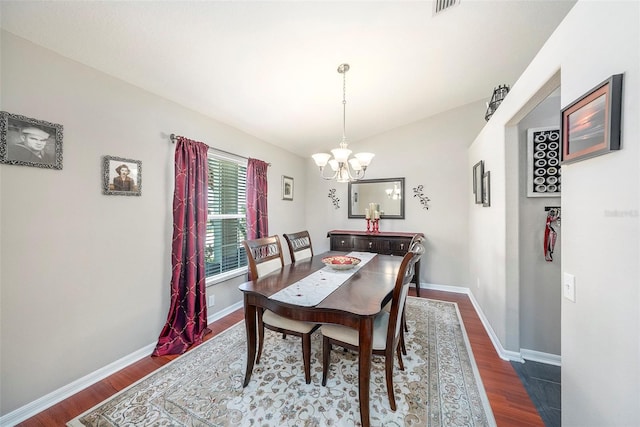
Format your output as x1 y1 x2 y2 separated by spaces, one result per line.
306 99 487 288
469 1 639 425
0 32 307 416
517 94 562 356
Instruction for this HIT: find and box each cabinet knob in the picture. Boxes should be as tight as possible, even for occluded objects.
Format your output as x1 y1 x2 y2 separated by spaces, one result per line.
401 243 405 250
341 240 345 245
368 242 373 248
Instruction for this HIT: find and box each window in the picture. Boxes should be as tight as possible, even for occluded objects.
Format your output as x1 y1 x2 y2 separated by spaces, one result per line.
205 150 248 282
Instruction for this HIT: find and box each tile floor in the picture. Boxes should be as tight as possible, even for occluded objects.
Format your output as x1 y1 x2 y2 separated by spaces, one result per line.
510 360 561 427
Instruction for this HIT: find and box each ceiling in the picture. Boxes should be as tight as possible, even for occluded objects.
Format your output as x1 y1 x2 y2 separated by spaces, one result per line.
0 1 576 157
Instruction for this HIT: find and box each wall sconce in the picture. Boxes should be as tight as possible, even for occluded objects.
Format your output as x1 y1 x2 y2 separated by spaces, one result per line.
485 84 510 121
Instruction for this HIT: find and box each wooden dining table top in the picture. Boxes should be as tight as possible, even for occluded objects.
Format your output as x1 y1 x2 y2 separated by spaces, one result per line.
238 250 403 317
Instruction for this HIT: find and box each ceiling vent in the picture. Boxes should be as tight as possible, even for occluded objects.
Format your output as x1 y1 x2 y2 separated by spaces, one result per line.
433 0 460 15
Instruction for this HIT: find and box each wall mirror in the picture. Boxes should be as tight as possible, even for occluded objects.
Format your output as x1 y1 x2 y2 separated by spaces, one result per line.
348 177 405 219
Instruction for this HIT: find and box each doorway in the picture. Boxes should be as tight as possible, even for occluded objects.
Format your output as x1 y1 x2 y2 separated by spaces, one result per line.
516 88 562 361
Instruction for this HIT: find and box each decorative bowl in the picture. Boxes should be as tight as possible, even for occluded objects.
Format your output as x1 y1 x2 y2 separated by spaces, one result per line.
322 255 361 270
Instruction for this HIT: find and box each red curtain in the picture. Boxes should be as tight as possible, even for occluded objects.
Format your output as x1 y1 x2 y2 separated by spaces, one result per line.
153 136 211 356
246 158 269 240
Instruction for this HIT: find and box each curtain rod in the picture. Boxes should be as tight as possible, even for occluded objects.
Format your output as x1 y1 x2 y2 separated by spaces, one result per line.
170 133 270 165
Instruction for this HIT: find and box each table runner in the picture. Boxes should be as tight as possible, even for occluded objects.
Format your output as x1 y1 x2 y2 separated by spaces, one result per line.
269 252 377 306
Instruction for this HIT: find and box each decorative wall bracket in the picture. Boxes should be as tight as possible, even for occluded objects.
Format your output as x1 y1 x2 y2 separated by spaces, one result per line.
328 188 340 209
413 185 431 210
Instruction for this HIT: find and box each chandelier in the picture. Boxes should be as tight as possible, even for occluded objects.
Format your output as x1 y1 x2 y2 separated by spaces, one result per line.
312 64 374 183
386 183 402 200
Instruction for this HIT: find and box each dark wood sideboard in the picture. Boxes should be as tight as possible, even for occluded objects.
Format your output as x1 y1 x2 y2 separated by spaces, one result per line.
326 230 425 296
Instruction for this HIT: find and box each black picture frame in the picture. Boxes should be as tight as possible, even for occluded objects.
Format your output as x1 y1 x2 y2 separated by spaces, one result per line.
0 111 63 169
527 127 561 198
561 74 623 164
473 160 484 204
103 155 142 196
347 177 405 219
282 175 294 200
482 171 491 207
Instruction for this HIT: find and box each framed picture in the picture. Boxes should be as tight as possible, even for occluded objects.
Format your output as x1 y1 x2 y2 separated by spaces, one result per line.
103 155 141 196
482 171 491 207
561 74 623 164
527 127 561 198
0 111 63 169
473 160 484 204
282 175 294 200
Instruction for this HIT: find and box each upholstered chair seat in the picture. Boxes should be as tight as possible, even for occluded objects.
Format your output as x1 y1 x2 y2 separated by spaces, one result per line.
242 235 320 384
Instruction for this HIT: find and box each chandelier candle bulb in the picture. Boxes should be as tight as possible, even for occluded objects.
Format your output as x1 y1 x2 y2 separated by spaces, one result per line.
365 208 370 219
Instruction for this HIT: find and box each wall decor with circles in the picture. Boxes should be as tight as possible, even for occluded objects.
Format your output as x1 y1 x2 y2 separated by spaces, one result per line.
527 126 561 198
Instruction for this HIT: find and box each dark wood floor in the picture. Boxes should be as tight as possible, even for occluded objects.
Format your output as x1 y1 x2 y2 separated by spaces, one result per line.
17 289 544 426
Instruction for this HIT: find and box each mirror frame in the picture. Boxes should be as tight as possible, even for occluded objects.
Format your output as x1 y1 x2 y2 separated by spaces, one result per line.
348 177 405 219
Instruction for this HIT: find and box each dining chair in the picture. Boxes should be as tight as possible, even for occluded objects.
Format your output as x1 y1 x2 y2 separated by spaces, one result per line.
409 234 425 293
283 230 314 263
242 235 320 384
320 250 421 410
384 236 425 355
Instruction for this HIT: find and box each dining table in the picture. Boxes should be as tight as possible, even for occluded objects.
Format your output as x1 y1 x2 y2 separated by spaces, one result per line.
238 250 404 427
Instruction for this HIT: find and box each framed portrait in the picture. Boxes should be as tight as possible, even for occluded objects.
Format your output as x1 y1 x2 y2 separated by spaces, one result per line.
482 171 491 207
473 160 484 204
527 127 561 198
561 74 623 164
103 155 141 196
282 175 294 201
0 111 63 169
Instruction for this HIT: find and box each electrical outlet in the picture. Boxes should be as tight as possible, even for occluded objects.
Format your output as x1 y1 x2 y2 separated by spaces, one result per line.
563 273 575 302
208 295 215 307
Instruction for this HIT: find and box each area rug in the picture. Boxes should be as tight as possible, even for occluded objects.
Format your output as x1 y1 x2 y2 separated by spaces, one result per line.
68 298 496 426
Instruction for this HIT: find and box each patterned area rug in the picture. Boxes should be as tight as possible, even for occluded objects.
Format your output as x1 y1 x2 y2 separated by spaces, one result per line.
68 298 496 426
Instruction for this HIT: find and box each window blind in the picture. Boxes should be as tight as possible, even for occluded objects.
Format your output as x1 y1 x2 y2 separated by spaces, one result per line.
205 152 248 278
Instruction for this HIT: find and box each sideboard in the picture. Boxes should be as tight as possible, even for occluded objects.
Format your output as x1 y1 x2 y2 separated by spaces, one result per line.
326 230 425 296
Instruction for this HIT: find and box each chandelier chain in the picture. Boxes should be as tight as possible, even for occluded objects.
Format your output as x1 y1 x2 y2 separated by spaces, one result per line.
342 65 347 142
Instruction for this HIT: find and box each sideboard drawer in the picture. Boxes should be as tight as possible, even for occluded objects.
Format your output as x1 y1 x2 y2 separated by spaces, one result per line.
388 238 412 256
353 236 391 254
330 235 355 251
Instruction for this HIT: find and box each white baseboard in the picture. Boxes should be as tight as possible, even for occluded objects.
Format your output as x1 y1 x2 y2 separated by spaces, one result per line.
0 342 157 427
421 282 467 294
421 283 562 366
207 301 243 325
422 282 524 363
521 348 561 366
1 301 245 427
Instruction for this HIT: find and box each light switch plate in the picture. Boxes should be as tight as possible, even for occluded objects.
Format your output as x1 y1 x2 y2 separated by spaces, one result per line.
563 273 576 302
